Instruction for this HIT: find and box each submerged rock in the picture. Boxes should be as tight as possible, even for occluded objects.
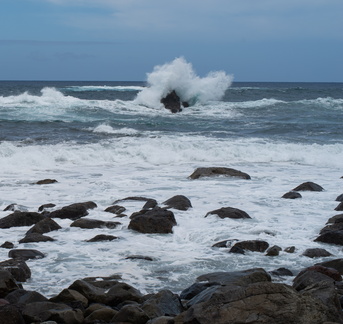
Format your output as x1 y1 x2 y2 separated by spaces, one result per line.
205 207 251 219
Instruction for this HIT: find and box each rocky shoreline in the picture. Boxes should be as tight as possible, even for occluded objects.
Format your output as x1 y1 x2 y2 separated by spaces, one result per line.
1 167 343 323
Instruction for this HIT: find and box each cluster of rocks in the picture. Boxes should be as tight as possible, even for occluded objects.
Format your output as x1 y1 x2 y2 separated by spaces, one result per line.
1 263 343 323
1 169 343 323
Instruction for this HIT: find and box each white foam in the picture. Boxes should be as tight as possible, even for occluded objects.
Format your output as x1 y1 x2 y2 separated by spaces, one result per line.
134 57 233 108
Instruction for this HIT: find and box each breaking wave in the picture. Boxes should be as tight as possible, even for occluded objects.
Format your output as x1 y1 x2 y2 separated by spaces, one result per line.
134 57 233 108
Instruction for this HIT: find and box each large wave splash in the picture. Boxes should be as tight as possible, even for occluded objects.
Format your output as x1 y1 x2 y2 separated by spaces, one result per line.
134 57 233 108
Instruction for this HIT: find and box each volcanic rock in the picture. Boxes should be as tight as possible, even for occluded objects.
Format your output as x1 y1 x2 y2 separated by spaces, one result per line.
104 205 126 214
0 259 31 282
189 167 251 180
86 234 118 242
303 248 333 258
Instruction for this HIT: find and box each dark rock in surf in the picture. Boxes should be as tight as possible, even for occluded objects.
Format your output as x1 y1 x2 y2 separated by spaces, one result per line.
335 202 343 211
86 234 118 242
269 267 293 277
128 207 176 234
49 288 88 308
160 90 183 113
327 214 343 224
112 197 158 210
282 191 302 199
205 207 251 219
70 218 121 229
8 249 45 261
302 248 333 258
336 194 343 201
163 195 192 211
126 255 154 261
104 205 126 215
1 241 14 249
49 201 97 220
112 304 150 324
292 181 324 191
26 217 61 235
35 179 58 185
0 270 21 298
232 240 269 253
317 259 343 274
315 230 343 245
0 211 45 229
189 167 251 180
38 203 56 212
266 245 282 256
19 233 55 244
3 204 28 212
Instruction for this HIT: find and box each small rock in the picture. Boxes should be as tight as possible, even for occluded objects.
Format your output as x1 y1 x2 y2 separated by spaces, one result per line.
292 181 324 191
36 179 58 185
303 248 333 258
205 207 251 219
281 191 302 199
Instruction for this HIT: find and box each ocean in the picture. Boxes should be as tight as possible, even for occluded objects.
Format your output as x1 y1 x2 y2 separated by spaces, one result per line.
1 58 343 297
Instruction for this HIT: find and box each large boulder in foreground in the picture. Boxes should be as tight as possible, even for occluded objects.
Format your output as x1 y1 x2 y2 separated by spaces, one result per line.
174 281 342 324
128 207 177 234
189 167 251 180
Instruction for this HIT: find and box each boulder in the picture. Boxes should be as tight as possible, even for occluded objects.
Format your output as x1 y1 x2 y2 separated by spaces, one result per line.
19 233 55 244
68 279 108 304
70 218 121 229
147 316 175 324
302 248 333 258
26 217 61 235
281 191 302 199
8 249 45 261
0 259 31 282
0 270 21 298
104 205 126 215
231 240 269 252
105 281 143 307
189 167 251 180
86 234 118 242
336 194 343 202
315 230 343 245
205 207 251 219
111 304 149 324
35 179 58 185
38 203 56 212
174 281 342 324
0 241 14 249
141 289 184 318
50 288 88 308
128 207 177 234
269 267 293 277
292 181 324 191
319 222 343 235
49 201 97 220
161 90 183 113
5 289 48 305
0 211 46 229
317 259 343 274
266 245 282 256
0 305 25 324
84 307 118 324
335 202 343 211
327 214 343 223
3 204 28 212
163 195 192 211
21 301 83 324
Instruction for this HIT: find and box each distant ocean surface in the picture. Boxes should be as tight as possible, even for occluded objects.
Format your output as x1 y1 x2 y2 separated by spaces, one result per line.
1 59 343 297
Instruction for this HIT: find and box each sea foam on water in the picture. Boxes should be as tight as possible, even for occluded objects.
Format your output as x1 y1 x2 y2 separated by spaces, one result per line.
134 57 233 108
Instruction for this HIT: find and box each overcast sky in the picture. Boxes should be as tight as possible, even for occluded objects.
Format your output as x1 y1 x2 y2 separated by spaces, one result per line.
1 0 342 82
